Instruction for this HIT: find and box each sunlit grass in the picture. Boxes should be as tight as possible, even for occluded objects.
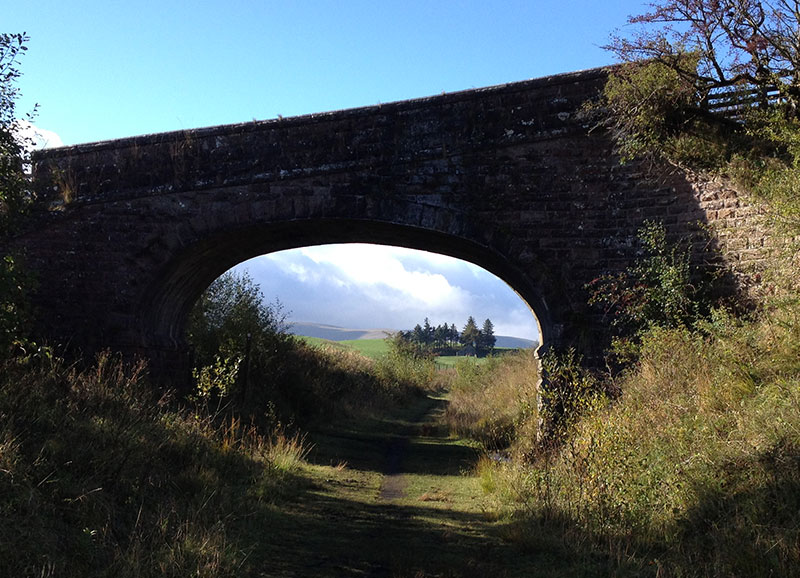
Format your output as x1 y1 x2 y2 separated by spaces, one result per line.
443 351 540 451
475 310 800 576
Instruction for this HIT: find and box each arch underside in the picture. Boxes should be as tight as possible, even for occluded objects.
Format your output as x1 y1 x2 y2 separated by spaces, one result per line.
136 217 556 353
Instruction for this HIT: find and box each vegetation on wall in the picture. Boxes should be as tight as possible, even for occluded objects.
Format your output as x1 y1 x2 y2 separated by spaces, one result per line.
585 220 719 364
597 0 800 228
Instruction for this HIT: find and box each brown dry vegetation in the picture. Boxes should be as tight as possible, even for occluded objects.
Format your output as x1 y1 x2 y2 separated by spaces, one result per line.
442 353 540 451
449 226 800 577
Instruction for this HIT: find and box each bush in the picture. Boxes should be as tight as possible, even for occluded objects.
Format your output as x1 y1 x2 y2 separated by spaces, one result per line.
479 311 800 576
589 57 737 169
586 220 719 364
0 34 35 359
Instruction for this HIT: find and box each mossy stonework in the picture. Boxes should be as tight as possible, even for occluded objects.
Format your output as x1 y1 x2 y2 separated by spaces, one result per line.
7 67 767 378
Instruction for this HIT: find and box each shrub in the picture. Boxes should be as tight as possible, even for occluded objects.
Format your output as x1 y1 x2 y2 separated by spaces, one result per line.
0 34 35 359
480 311 800 575
586 220 719 364
594 57 726 166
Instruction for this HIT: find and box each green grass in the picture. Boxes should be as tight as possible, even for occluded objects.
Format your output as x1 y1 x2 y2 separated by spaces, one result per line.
340 337 390 359
298 337 508 368
0 350 580 576
291 393 583 577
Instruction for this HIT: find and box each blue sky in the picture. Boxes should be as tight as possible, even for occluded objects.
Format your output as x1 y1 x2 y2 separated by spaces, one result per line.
8 1 647 340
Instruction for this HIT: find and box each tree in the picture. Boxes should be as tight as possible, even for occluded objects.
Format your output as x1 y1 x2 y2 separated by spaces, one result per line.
477 318 496 355
460 316 479 347
0 33 34 234
422 317 434 346
188 271 277 360
0 34 34 357
187 270 291 400
412 323 425 346
434 323 448 348
599 1 800 166
450 323 459 347
606 1 800 106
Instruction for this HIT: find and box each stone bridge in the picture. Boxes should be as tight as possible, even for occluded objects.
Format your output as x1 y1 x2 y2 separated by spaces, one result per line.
10 67 763 381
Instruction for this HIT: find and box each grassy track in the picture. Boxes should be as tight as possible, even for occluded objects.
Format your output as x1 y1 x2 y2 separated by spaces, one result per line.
247 393 585 577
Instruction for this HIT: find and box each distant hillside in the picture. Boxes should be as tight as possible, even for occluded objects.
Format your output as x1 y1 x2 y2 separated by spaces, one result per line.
494 335 538 349
290 322 537 349
289 322 396 342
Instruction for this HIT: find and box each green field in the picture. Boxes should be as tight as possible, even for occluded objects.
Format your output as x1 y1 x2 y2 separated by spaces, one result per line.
298 336 506 367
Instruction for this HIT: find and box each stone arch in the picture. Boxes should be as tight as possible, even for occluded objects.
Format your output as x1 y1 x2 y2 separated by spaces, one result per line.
135 216 557 361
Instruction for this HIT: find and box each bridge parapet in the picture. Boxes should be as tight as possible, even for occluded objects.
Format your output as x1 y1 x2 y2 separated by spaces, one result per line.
32 68 608 207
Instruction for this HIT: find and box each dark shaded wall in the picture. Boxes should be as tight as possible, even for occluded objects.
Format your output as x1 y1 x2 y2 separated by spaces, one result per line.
8 67 765 379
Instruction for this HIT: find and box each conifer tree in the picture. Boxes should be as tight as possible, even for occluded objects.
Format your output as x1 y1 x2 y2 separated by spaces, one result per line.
477 318 496 355
460 316 479 347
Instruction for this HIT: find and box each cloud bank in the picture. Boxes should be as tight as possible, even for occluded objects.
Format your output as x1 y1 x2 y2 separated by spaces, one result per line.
233 244 540 341
14 120 64 150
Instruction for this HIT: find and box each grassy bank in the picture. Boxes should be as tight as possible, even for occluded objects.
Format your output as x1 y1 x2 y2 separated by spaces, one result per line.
296 336 391 360
0 330 443 576
0 352 312 576
442 352 540 450
448 300 800 576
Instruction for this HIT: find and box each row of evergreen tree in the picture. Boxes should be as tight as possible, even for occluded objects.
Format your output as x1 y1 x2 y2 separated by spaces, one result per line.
397 316 496 356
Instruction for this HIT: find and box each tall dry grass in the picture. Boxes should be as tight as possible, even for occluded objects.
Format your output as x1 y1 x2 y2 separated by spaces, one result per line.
479 309 800 576
443 352 540 450
0 352 311 577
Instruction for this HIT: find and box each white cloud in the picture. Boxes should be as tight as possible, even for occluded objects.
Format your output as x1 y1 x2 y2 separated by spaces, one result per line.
295 244 474 311
14 120 64 150
234 244 541 340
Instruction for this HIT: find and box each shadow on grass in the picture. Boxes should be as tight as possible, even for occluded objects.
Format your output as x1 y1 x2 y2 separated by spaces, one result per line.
490 445 800 578
307 395 479 477
225 482 602 578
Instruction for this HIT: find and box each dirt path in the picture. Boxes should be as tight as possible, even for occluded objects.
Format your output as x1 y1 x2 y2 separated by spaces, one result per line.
246 394 556 577
378 436 409 500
